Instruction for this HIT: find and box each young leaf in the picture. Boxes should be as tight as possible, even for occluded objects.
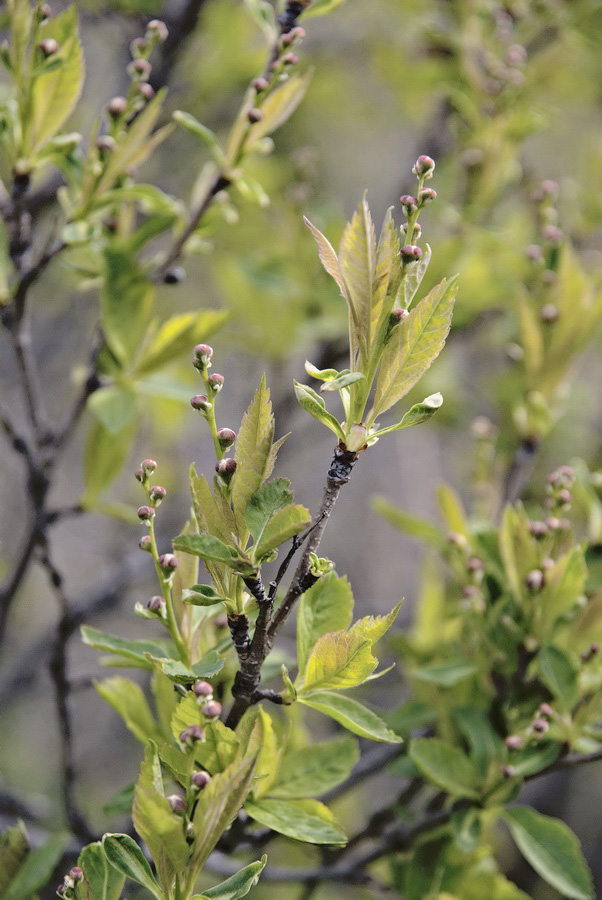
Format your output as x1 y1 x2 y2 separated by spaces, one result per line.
269 737 359 799
173 534 252 572
409 738 481 799
372 392 443 437
0 825 29 895
338 193 376 356
303 217 348 298
319 371 365 392
297 572 354 674
372 496 446 547
537 646 579 710
253 503 311 560
172 111 224 161
102 834 163 899
299 690 402 742
246 478 293 543
503 807 593 900
293 381 345 440
371 276 457 420
193 721 240 774
245 797 347 846
300 0 347 18
401 243 432 309
82 419 136 501
246 70 313 145
349 601 403 646
412 660 478 687
161 653 225 685
81 626 170 667
182 585 230 607
134 311 228 377
299 631 377 693
94 677 161 744
190 467 238 547
87 384 137 434
232 376 277 532
202 856 267 899
371 206 400 336
2 833 69 900
101 248 154 369
454 707 504 778
78 842 125 900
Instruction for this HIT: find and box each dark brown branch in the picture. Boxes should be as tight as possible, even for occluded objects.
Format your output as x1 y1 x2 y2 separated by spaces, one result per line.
501 436 539 508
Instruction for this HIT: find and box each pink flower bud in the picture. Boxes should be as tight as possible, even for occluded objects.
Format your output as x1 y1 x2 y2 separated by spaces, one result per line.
539 702 554 718
525 569 544 592
292 26 306 38
400 244 422 262
179 724 205 744
139 535 152 552
218 428 236 449
150 485 167 505
532 717 549 734
38 38 59 56
505 734 524 750
163 266 185 284
208 373 224 392
190 394 212 412
107 96 128 117
133 58 151 78
158 553 178 573
192 679 213 697
399 194 418 211
193 344 213 368
147 595 164 612
282 52 299 65
137 82 155 101
96 135 116 154
192 770 211 788
137 505 155 521
147 19 169 41
540 303 559 324
134 467 145 482
529 520 548 538
247 107 263 123
69 868 83 881
142 459 157 474
253 76 270 91
131 37 148 56
418 187 437 204
216 457 237 481
500 764 517 778
413 154 435 177
202 700 222 719
167 793 187 813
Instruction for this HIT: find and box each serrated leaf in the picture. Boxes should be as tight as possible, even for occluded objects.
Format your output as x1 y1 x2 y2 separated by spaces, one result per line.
81 626 170 667
303 217 348 298
269 737 359 798
94 676 161 744
371 276 457 420
254 503 310 559
203 856 267 899
78 841 125 900
161 652 225 685
102 834 162 899
297 572 354 674
349 601 402 646
299 690 402 742
246 70 313 145
246 479 293 544
373 392 443 437
503 807 593 900
173 534 250 570
232 376 277 533
2 832 68 900
338 193 376 357
250 707 282 799
409 738 481 798
190 466 238 548
194 721 240 774
294 381 345 439
29 6 84 153
245 797 347 845
371 206 401 335
300 630 377 693
401 243 432 309
87 384 137 433
101 247 154 369
134 311 228 377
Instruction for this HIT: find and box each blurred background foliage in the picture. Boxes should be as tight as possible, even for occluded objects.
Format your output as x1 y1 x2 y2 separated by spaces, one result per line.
1 0 602 897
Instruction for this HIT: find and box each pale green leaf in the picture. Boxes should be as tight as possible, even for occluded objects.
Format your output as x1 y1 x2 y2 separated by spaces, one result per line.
194 721 240 775
94 676 161 744
246 70 313 145
299 690 402 742
294 381 345 440
134 311 228 377
203 857 266 899
269 737 358 799
246 479 293 544
2 833 68 900
301 0 347 18
101 247 154 369
303 217 348 298
401 243 432 309
503 807 593 900
173 534 248 569
412 660 478 687
190 466 238 548
78 842 125 900
371 276 457 420
0 825 29 895
82 419 135 501
161 652 225 685
245 797 347 846
372 392 443 437
254 503 310 559
297 572 354 674
372 496 445 547
87 384 137 433
232 376 277 532
538 646 579 710
300 630 377 693
172 111 224 161
409 738 480 798
371 206 401 336
81 626 170 667
102 834 162 899
338 193 376 356
349 601 402 646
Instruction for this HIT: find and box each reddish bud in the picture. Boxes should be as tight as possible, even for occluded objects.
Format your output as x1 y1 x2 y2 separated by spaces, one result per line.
390 308 409 325
557 488 572 505
190 394 212 412
208 373 224 392
282 52 299 65
96 135 116 154
581 642 600 662
532 717 549 734
131 37 148 56
137 505 155 521
179 724 205 744
216 457 237 481
191 770 211 788
167 793 187 813
134 467 145 483
192 679 213 697
158 553 178 573
133 58 151 77
193 344 213 367
539 702 554 718
147 595 164 612
525 569 544 592
542 224 563 246
529 520 548 538
247 107 263 123
150 485 167 505
252 76 270 91
500 764 517 779
139 535 152 552
40 4 52 18
400 244 422 262
413 154 435 177
147 19 169 41
467 556 483 572
137 82 155 101
107 96 128 117
218 428 236 448
142 458 157 474
69 868 83 881
399 194 418 213
292 26 306 38
505 734 525 750
202 700 222 719
418 187 437 204
540 303 559 324
38 38 59 56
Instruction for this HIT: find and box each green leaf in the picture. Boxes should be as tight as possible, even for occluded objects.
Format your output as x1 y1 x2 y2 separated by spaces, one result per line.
173 534 250 570
303 217 348 298
349 601 402 646
538 646 579 710
172 111 224 162
101 248 155 369
202 857 266 899
371 276 457 420
454 707 504 778
78 842 125 900
510 742 562 778
246 479 293 543
132 743 190 889
293 381 345 440
3 833 68 900
190 466 239 548
243 0 277 40
0 824 29 895
371 206 401 337
82 418 135 500
245 798 347 846
301 0 347 18
338 193 376 357
81 626 170 667
412 660 478 686
269 737 359 799
372 496 445 547
372 392 443 437
319 370 365 392
232 376 278 533
299 690 402 743
102 834 163 899
194 721 240 775
297 572 354 674
299 630 377 693
87 384 137 433
401 243 432 309
161 652 225 685
94 676 161 744
182 585 230 607
503 807 593 900
246 70 313 146
253 503 311 559
134 311 228 377
409 738 481 798
190 754 258 873
29 6 84 153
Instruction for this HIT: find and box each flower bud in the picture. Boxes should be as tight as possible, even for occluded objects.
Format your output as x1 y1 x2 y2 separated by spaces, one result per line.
505 734 524 750
150 485 167 505
202 700 222 719
247 107 263 123
69 868 83 881
581 642 600 662
193 679 213 697
418 187 437 205
142 458 157 474
131 37 148 56
413 154 435 177
282 52 299 65
218 428 236 449
137 505 155 521
400 244 422 263
147 19 169 41
292 26 306 38
147 595 165 613
56 883 69 898
532 717 549 734
540 303 559 324
96 135 116 154
557 488 572 505
107 96 128 117
163 265 186 284
167 793 187 813
134 467 145 482
158 553 179 574
389 308 409 328
137 82 155 101
193 344 213 368
215 457 237 481
506 44 527 67
38 38 59 56
539 702 554 718
545 516 563 531
190 394 212 413
191 770 211 789
281 32 295 45
139 535 152 552
540 179 559 200
500 764 517 779
208 373 224 392
399 194 418 214
253 76 270 91
132 58 152 79
529 520 548 538
40 4 52 19
525 244 544 264
447 530 468 549
542 224 563 246
525 569 544 592
542 557 554 570
179 724 205 745
467 556 483 572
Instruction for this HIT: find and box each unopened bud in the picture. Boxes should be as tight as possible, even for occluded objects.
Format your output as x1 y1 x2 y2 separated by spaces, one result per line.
192 770 211 788
525 569 544 592
163 265 186 284
134 467 145 482
137 505 155 521
215 457 237 482
539 702 554 718
540 179 559 200
137 82 155 101
529 520 548 538
545 516 563 531
532 717 549 734
282 52 299 65
557 488 572 505
131 37 148 56
542 557 554 570
418 188 437 205
38 38 59 56
500 764 517 778
142 458 157 474
132 58 152 79
252 76 270 92
581 642 600 662
69 868 83 881
139 535 152 552
247 107 263 123
158 553 178 573
96 135 116 154
413 154 435 177
400 244 422 263
506 44 527 67
193 344 213 368
540 303 559 324
505 734 524 750
447 530 468 549
147 19 169 41
202 700 222 719
525 244 544 264
389 308 409 326
292 26 306 38
467 556 483 572
399 194 418 213
147 595 165 613
208 373 224 392
218 428 236 449
150 485 167 505
40 4 52 19
167 793 187 813
192 679 213 697
542 224 563 246
179 724 205 745
107 96 128 117
190 394 212 412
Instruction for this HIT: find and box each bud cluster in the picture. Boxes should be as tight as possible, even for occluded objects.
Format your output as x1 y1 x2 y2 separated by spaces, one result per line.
190 344 238 478
545 464 575 514
190 679 223 720
526 180 563 303
397 156 436 273
56 867 84 899
245 26 305 124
